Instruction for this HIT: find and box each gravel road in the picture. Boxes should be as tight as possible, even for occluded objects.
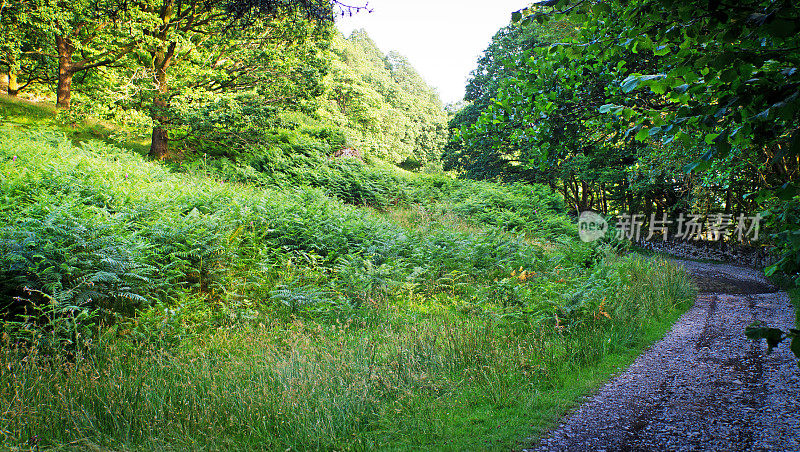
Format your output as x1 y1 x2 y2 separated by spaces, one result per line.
525 259 800 451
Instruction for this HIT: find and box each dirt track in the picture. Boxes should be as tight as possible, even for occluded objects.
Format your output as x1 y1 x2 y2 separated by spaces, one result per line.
525 259 800 451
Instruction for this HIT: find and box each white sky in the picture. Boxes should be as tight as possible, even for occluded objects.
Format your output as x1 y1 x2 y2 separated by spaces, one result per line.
335 1 530 105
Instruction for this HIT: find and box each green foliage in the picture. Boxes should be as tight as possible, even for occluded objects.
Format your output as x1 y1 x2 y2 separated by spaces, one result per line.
444 17 576 182
319 31 448 163
231 124 410 208
0 128 571 321
0 208 150 317
0 1 712 448
448 10 662 217
2 4 448 170
746 321 800 360
516 0 796 257
0 255 694 450
764 195 800 283
452 0 799 286
0 118 700 449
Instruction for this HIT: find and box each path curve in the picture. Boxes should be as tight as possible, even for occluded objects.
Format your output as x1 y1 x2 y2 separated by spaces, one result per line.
525 259 800 451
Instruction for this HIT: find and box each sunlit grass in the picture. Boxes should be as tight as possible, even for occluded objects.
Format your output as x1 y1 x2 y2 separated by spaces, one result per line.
0 94 150 155
0 258 694 450
0 122 696 450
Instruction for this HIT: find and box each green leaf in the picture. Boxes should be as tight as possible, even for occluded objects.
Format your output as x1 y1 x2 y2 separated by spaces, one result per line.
676 131 693 146
716 140 731 158
654 45 670 56
621 76 640 93
746 322 786 354
766 331 785 352
766 19 796 38
684 160 711 173
650 81 667 94
764 263 779 277
623 107 636 120
720 68 738 84
592 3 611 15
791 334 800 359
722 27 740 43
511 11 522 23
598 104 618 114
776 183 799 200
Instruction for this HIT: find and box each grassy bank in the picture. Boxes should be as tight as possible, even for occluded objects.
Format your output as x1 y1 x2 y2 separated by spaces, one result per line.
1 258 693 450
0 126 695 450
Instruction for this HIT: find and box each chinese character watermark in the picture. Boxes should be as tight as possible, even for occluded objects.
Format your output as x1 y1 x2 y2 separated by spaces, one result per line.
577 211 763 243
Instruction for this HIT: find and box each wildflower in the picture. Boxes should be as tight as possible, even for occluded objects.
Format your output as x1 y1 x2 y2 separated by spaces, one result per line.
12 155 17 161
596 298 611 319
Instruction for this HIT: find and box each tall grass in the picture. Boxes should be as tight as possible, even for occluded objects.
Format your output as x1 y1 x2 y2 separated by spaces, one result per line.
1 257 694 450
0 127 696 450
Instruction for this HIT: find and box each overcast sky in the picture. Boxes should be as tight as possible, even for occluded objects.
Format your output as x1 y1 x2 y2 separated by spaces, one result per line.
335 0 530 105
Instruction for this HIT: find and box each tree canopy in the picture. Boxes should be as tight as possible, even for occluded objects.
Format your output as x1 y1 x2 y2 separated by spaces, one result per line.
447 0 798 281
320 30 447 164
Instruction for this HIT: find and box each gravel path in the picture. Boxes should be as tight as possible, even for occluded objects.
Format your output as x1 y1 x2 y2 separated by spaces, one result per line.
525 259 800 451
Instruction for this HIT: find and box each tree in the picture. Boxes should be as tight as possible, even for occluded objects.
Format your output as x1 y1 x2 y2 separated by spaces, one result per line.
451 13 648 213
488 0 799 354
1 0 368 156
137 0 368 160
159 14 334 157
0 0 55 96
49 0 141 109
318 30 447 164
513 0 798 270
0 0 146 108
444 22 551 182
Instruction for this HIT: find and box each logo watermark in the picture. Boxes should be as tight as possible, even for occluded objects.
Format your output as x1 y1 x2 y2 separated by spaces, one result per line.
578 212 762 243
578 211 609 242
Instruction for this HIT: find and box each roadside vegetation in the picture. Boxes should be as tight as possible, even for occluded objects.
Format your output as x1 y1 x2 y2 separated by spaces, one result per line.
5 0 767 447
0 113 694 448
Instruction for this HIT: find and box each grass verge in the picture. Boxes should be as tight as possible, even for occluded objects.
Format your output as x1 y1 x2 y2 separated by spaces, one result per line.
1 258 694 450
0 124 696 450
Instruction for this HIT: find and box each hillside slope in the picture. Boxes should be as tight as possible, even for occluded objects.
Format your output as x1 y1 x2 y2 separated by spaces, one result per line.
0 117 696 450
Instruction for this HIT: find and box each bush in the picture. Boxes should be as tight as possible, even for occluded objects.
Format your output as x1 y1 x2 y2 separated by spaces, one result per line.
0 207 150 317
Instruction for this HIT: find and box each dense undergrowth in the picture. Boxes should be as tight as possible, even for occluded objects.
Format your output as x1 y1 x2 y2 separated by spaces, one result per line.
0 124 695 449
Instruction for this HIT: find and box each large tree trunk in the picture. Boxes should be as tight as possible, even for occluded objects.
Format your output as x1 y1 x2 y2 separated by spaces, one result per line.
56 35 75 109
149 42 177 160
149 105 170 160
7 72 19 96
5 51 20 96
57 71 74 109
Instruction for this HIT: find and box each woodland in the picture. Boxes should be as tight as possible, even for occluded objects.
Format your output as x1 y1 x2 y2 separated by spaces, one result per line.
0 0 797 449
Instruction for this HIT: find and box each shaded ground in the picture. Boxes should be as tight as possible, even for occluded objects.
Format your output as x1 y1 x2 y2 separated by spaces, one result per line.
525 259 799 451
